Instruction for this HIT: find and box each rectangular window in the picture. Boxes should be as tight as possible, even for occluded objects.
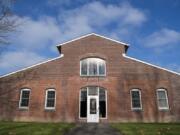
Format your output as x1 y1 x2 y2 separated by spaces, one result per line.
99 88 106 118
80 89 87 118
45 89 56 110
131 89 142 110
88 87 98 95
89 60 98 76
99 60 105 75
90 98 97 114
157 89 169 110
19 89 30 109
81 60 88 75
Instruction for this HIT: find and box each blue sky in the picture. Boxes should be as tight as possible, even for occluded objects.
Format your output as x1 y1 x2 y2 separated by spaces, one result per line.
0 0 180 75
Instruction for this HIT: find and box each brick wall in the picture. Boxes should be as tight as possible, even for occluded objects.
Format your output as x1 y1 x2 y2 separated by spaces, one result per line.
0 35 180 122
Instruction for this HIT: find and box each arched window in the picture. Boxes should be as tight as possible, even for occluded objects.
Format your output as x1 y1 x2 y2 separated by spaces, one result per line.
156 89 169 110
45 89 56 110
130 89 142 110
80 58 106 76
19 88 31 109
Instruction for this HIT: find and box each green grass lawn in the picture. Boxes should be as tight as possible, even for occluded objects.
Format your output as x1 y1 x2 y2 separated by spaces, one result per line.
112 123 180 135
0 122 74 135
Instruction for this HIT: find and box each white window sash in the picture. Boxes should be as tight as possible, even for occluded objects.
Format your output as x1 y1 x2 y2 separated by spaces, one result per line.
80 58 106 76
19 89 31 109
45 89 56 110
157 89 169 110
131 89 142 110
79 87 107 119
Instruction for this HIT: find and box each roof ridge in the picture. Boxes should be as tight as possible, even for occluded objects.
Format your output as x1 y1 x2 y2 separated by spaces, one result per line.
56 33 129 47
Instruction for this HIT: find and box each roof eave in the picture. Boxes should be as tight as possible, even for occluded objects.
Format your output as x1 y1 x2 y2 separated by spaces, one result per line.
56 33 130 54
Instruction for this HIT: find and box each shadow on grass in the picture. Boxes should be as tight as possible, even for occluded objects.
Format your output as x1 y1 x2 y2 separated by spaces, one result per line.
111 123 180 135
0 122 75 135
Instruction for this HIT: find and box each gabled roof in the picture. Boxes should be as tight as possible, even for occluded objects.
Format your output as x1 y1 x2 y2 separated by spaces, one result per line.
0 54 64 79
122 54 180 76
0 33 179 79
56 33 129 54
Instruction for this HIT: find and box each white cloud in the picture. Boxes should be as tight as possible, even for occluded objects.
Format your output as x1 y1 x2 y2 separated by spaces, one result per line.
143 28 180 48
59 2 146 28
0 1 147 75
0 51 46 73
12 16 62 51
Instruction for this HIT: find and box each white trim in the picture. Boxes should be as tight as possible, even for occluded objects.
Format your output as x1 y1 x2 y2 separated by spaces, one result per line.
79 88 88 119
123 54 180 76
0 54 64 79
79 87 107 120
156 89 169 110
80 58 106 77
45 88 56 110
19 88 31 109
87 94 99 123
130 89 142 110
56 33 129 47
99 88 108 119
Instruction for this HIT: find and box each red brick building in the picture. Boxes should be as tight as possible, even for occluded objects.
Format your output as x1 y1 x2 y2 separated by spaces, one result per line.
0 33 180 123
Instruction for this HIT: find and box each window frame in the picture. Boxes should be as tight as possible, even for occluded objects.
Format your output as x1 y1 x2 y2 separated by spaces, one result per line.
130 89 142 110
80 58 106 77
79 86 107 119
79 88 88 119
19 88 31 109
45 88 56 110
99 88 107 119
156 88 169 110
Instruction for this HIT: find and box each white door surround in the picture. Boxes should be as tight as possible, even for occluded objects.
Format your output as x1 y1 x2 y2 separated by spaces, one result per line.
87 87 99 123
87 95 99 123
79 86 107 123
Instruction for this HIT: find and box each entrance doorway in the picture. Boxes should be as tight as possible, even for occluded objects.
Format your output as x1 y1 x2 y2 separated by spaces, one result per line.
79 86 107 123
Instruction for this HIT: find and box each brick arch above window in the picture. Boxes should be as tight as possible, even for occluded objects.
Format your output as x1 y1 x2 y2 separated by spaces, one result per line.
80 86 107 91
79 53 107 61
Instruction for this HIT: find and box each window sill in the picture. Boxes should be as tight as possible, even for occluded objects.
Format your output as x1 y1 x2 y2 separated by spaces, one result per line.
132 108 143 111
19 107 29 111
158 108 169 111
79 117 107 119
80 75 106 77
44 108 56 112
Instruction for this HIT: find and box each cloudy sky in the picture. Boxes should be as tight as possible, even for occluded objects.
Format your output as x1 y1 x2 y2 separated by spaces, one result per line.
0 0 180 75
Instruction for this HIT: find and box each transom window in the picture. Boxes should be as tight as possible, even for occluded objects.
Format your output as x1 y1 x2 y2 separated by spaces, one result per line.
19 88 30 109
131 89 142 110
80 58 106 76
45 89 56 110
156 89 169 110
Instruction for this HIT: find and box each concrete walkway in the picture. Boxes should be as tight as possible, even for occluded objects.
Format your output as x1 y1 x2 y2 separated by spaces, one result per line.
64 123 121 135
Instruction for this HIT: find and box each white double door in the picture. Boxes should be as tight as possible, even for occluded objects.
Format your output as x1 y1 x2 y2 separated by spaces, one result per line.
87 95 99 123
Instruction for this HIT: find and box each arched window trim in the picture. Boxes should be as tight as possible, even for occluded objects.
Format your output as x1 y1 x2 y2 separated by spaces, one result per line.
156 88 169 110
45 88 56 110
19 88 31 109
79 86 107 119
130 89 142 110
80 58 106 76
